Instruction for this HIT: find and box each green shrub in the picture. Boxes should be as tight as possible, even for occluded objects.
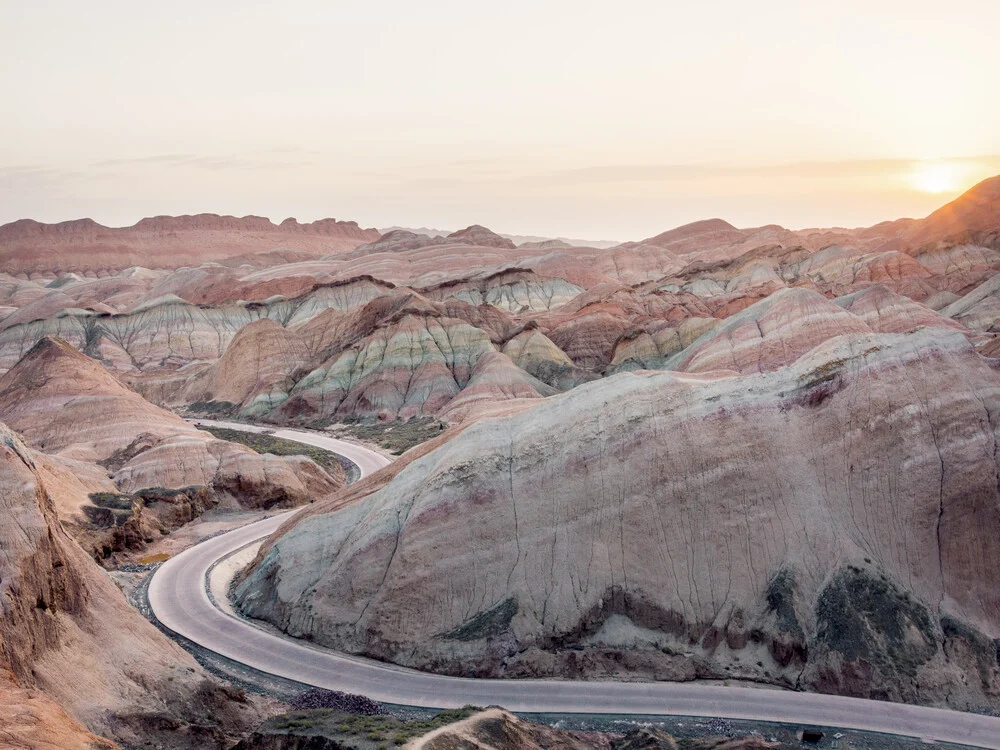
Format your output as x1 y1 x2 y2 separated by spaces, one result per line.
88 492 133 510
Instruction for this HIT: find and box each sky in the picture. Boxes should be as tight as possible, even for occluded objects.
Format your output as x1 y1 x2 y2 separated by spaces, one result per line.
2 0 1000 241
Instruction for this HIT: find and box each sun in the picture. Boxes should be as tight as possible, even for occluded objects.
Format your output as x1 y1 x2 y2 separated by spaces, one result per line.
909 161 964 194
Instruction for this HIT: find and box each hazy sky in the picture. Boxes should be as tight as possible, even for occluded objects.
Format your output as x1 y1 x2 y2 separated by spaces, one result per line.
3 0 1000 240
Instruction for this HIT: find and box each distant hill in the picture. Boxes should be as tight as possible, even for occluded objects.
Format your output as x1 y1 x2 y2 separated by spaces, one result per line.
380 226 621 249
0 214 379 276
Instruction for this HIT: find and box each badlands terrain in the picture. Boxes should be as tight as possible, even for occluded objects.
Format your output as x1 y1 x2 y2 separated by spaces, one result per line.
1 176 1000 747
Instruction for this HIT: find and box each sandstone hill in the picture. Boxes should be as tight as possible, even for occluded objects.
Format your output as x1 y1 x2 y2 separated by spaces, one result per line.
236 327 1000 711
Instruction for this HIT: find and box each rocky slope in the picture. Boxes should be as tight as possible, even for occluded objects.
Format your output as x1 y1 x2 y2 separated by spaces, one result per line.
0 421 266 748
0 215 379 276
103 288 553 424
411 709 775 750
236 327 1000 711
941 271 1000 331
0 669 119 750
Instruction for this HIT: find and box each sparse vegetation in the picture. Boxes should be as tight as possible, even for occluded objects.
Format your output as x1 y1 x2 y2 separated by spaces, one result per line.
134 485 204 502
324 417 447 455
764 570 803 638
82 504 133 528
88 492 133 510
442 597 518 641
264 706 481 748
187 400 240 417
814 566 937 679
197 426 350 478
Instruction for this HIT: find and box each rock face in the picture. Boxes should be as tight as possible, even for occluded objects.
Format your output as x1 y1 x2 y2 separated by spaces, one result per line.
0 422 262 748
0 215 379 275
422 269 584 312
0 337 342 558
610 317 718 373
236 328 1000 711
501 324 594 390
664 287 871 374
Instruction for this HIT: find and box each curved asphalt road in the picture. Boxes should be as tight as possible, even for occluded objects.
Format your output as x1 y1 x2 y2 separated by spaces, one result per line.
188 418 392 477
150 421 1000 748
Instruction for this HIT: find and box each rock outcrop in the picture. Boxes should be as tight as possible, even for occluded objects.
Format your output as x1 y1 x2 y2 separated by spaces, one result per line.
235 706 774 750
501 324 594 389
236 328 1000 711
0 669 119 750
664 287 869 374
421 269 584 312
412 709 608 750
446 224 517 249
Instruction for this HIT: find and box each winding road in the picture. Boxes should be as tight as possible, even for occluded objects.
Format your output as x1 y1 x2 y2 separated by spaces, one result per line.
149 421 1000 748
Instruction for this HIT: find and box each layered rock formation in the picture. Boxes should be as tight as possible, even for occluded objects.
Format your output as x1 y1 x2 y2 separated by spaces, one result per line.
236 328 1000 710
500 324 594 389
421 269 584 312
0 215 379 276
275 297 552 423
664 286 969 375
0 276 392 375
0 175 998 737
2 180 996 425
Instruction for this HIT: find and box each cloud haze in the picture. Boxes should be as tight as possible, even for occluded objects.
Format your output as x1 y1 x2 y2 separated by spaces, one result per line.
2 0 999 238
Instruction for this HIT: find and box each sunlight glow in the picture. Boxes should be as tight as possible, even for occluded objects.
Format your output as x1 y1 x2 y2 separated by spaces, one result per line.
909 161 967 194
